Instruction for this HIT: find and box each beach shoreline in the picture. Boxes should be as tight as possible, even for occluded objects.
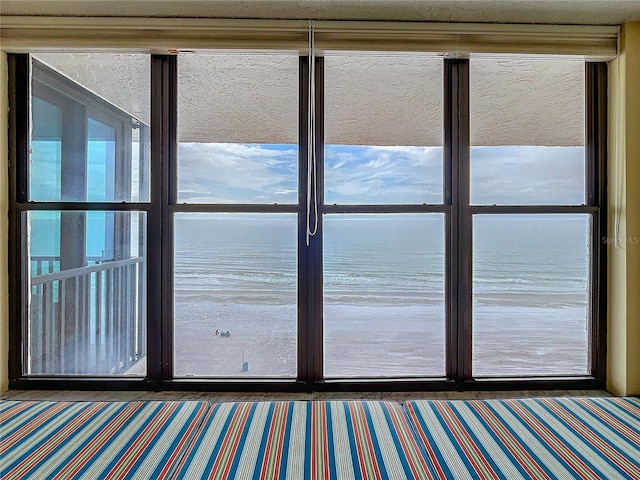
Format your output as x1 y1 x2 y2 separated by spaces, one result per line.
173 294 588 378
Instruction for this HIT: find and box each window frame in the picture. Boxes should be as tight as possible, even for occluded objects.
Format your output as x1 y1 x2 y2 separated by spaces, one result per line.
9 55 151 384
320 54 448 380
7 54 607 392
170 52 302 380
462 62 607 385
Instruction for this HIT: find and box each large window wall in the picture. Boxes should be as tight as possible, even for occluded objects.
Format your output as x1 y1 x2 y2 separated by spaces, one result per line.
8 49 607 391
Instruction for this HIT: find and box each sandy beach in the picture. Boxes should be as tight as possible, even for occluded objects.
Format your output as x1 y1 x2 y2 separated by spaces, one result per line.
173 291 588 378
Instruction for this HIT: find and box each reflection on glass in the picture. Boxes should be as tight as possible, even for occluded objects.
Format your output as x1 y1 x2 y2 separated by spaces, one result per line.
472 215 590 376
470 58 585 205
324 54 444 205
323 214 445 377
31 97 62 201
30 56 150 202
25 211 147 376
177 53 298 203
87 118 116 201
173 214 297 377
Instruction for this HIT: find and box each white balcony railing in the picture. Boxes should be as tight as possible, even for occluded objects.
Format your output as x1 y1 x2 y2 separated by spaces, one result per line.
29 256 145 375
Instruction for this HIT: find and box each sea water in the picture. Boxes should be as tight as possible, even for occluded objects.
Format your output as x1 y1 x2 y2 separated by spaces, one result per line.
173 213 590 377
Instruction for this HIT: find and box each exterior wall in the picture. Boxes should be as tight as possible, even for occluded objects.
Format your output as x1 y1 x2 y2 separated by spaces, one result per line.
608 21 640 396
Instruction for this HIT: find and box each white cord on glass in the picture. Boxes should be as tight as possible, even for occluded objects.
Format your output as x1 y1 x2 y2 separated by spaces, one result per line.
306 20 318 246
613 29 624 249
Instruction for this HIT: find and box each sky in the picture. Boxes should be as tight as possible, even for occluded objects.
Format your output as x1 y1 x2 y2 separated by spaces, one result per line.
176 143 586 206
30 138 586 206
28 139 588 258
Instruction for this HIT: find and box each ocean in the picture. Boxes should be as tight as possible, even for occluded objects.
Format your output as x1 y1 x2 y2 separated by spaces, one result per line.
173 213 590 378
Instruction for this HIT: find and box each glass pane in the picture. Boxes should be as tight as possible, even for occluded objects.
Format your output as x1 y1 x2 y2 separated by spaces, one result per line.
324 54 443 204
470 58 585 205
472 214 590 376
30 54 150 202
174 213 297 377
324 214 445 377
177 53 298 203
25 211 147 376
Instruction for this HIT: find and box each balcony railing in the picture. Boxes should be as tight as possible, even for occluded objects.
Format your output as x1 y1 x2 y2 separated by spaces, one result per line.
29 256 145 375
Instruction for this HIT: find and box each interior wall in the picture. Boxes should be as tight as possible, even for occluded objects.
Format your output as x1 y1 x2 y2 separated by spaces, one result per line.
0 52 9 394
608 21 640 397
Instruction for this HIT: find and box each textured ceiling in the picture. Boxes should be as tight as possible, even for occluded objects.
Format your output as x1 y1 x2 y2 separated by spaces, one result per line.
3 0 640 25
33 52 584 146
4 0 629 146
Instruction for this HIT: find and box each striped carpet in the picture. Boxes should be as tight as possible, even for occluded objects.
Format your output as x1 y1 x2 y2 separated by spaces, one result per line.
172 400 434 479
0 400 208 480
1 397 638 479
404 397 640 480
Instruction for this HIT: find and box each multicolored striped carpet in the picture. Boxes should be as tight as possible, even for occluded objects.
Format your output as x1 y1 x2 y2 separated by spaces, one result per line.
173 400 432 479
0 400 208 480
405 397 640 480
1 397 638 479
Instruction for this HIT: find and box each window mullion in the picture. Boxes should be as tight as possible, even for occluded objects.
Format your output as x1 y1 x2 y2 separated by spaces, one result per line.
298 56 325 384
149 54 176 385
311 56 325 383
586 62 607 383
457 60 472 382
297 56 311 382
444 59 457 382
445 58 471 383
8 54 29 381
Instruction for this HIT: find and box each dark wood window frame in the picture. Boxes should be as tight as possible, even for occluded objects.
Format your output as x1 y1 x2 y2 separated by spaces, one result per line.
7 54 607 392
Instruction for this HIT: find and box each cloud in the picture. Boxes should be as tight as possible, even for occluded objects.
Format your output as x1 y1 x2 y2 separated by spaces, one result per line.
175 142 585 206
471 146 585 205
178 142 297 203
325 145 443 204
